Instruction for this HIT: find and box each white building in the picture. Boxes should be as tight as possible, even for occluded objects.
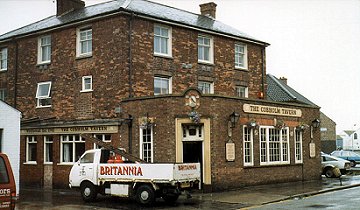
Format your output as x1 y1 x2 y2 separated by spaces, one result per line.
0 101 21 195
340 129 360 151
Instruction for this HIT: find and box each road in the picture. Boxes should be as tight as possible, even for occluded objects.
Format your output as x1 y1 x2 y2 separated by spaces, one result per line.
252 186 360 210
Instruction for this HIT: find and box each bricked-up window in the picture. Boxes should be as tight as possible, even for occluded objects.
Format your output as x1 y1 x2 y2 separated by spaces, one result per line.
235 43 247 69
198 35 213 64
38 35 51 64
44 136 53 163
198 81 214 94
0 89 6 101
36 81 52 108
26 136 37 163
93 134 111 149
77 27 92 57
236 86 248 98
260 127 290 165
81 75 93 92
61 135 85 163
243 126 254 166
140 126 153 163
154 25 172 57
295 129 303 163
154 76 172 95
0 48 7 71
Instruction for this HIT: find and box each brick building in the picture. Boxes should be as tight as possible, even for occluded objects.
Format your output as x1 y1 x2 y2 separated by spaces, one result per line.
0 0 321 191
319 112 336 153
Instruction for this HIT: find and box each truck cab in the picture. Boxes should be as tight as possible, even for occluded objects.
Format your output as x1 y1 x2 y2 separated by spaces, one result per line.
0 153 16 210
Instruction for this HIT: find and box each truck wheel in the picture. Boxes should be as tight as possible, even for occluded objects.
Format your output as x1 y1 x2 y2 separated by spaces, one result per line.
136 185 155 206
163 194 179 204
81 182 97 202
324 168 334 178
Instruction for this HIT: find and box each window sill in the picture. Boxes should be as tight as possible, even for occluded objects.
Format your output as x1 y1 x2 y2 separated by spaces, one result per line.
44 162 53 165
198 61 214 66
36 62 51 66
23 162 37 165
80 89 93 93
36 105 52 109
57 162 75 166
0 69 7 72
76 54 92 60
154 53 173 59
235 67 248 72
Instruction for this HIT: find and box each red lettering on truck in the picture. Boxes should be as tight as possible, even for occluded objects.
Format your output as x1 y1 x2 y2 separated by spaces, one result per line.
100 166 143 176
178 164 197 171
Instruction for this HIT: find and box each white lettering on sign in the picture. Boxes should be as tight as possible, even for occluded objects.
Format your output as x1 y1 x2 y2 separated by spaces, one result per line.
243 104 302 117
21 125 118 135
0 188 10 196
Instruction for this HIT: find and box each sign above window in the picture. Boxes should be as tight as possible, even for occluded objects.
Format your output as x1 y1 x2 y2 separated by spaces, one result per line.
243 104 302 117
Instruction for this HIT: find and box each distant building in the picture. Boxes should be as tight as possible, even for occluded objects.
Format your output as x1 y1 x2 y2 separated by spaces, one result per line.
0 101 21 195
336 135 343 150
340 129 360 150
319 112 336 153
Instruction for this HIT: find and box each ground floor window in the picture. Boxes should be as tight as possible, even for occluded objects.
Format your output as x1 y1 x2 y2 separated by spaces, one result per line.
26 136 37 163
44 136 53 163
60 135 85 163
260 126 289 165
93 134 111 149
243 126 253 166
140 126 153 163
295 129 303 163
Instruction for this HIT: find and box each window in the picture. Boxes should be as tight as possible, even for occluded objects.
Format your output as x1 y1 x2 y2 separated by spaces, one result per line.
26 136 37 163
93 134 111 149
0 157 9 184
81 76 93 92
236 86 248 98
243 126 253 166
140 126 153 163
0 89 6 101
198 81 214 94
44 136 53 163
36 81 52 107
77 28 92 57
295 129 303 163
260 127 289 165
154 25 172 57
0 48 7 71
80 152 94 164
154 76 172 95
38 35 51 64
198 35 213 63
354 133 358 140
60 135 85 163
235 43 247 69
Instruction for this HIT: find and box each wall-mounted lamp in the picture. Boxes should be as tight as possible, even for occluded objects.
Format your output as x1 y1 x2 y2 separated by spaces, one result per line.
229 111 240 128
312 119 321 128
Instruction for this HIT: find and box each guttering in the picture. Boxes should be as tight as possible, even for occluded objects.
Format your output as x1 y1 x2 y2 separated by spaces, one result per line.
128 12 134 98
13 38 18 108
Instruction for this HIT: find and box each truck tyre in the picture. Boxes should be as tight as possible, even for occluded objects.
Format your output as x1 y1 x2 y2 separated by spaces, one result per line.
163 194 179 204
136 185 155 206
324 167 334 178
80 182 97 202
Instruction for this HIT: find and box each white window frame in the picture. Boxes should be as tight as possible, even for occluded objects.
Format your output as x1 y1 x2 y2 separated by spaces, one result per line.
259 126 290 165
81 75 93 92
0 48 7 71
154 76 172 95
295 129 303 163
140 126 153 163
93 134 111 149
235 43 247 69
26 136 37 164
243 126 254 166
36 81 52 108
44 136 53 164
37 35 51 64
198 81 214 94
0 89 6 101
76 27 92 57
198 35 213 64
60 135 85 164
236 85 248 98
154 24 172 57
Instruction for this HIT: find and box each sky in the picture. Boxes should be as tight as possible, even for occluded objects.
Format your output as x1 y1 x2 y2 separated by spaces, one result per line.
0 0 359 134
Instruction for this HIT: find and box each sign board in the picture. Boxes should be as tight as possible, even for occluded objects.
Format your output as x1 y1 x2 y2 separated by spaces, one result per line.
243 104 302 117
226 142 235 161
309 142 316 158
21 125 118 135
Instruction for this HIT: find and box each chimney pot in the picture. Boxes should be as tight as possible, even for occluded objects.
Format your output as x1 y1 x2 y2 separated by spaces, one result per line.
279 77 288 85
57 0 85 16
200 2 217 19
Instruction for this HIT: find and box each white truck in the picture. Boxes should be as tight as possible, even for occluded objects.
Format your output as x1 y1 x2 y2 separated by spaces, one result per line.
68 148 201 205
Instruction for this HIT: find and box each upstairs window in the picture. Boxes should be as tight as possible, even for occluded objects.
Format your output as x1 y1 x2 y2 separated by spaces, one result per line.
81 75 93 92
77 28 92 57
198 35 213 64
154 76 172 95
236 85 248 98
235 43 247 69
38 35 51 64
198 81 214 94
154 25 172 57
0 48 7 71
36 81 52 108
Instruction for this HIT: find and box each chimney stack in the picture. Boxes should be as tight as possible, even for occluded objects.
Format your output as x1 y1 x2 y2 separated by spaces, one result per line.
200 2 217 19
279 77 288 85
57 0 85 16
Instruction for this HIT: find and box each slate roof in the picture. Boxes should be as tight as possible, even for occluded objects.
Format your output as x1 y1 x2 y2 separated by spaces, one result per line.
266 74 318 107
0 0 268 45
343 130 355 136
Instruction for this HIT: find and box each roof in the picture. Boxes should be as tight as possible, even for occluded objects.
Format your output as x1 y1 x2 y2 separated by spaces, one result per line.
0 100 21 114
343 130 355 136
266 74 318 107
0 0 268 46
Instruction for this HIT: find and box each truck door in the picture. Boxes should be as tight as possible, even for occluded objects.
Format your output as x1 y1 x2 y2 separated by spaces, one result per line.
78 151 97 184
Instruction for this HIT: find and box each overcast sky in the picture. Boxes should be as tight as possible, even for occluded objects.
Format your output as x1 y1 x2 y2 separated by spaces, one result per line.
1 0 359 133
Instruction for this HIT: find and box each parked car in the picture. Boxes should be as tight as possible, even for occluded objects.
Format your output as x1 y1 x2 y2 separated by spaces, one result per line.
0 153 16 210
330 150 360 167
321 152 350 178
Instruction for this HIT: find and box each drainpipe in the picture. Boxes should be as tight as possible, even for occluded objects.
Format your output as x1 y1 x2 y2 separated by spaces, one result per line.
128 13 134 98
127 115 133 154
261 47 265 98
13 38 19 108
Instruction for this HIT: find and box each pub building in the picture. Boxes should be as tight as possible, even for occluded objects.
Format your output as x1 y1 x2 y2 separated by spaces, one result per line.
0 0 321 191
